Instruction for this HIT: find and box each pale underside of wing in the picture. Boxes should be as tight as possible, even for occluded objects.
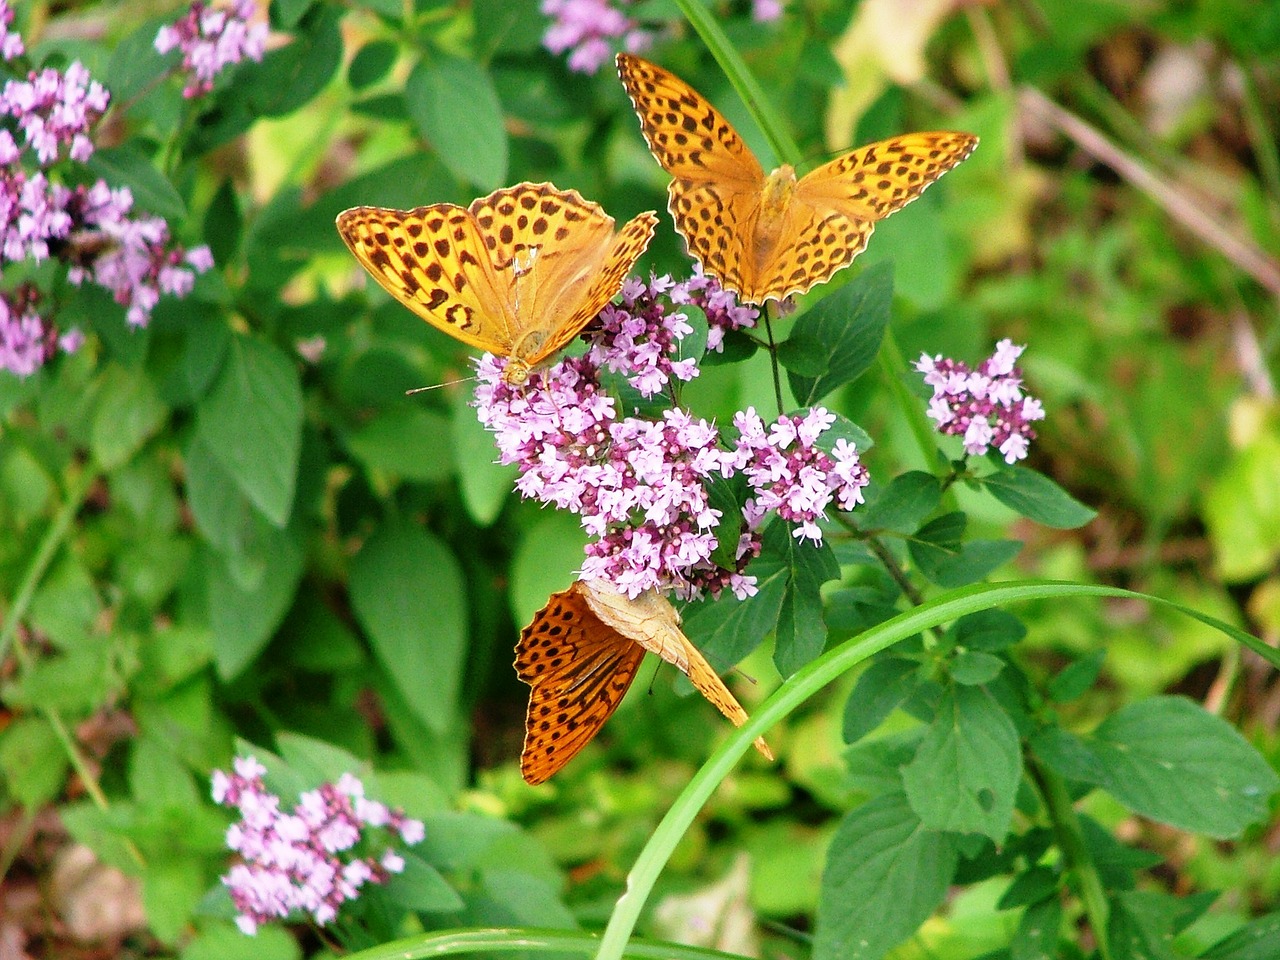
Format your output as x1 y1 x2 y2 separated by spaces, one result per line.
577 580 773 761
515 587 645 785
336 204 515 354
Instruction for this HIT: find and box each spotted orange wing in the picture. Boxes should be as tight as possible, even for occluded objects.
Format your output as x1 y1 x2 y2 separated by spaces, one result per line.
616 52 764 299
515 585 646 785
336 203 515 354
338 183 657 384
616 53 978 305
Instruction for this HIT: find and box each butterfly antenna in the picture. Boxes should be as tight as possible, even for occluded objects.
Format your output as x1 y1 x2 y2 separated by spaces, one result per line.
405 375 479 395
730 664 760 687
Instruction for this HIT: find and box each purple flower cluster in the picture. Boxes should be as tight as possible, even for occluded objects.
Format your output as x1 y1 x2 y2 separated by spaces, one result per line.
0 1 23 61
213 756 425 936
0 62 109 165
735 407 870 543
591 275 700 397
541 0 653 74
916 339 1045 464
155 0 268 99
474 274 870 599
63 181 216 327
676 264 759 353
0 15 214 375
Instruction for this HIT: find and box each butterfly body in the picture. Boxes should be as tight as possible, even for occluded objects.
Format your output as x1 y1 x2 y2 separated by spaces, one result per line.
337 183 657 385
616 53 978 305
516 579 772 785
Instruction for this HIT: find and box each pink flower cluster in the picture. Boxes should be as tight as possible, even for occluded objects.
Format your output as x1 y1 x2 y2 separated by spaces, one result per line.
0 16 213 375
213 756 425 936
0 62 108 165
63 181 215 327
676 264 759 352
155 0 268 99
541 0 653 74
591 275 700 397
916 339 1045 464
474 274 870 598
0 1 23 61
735 407 870 543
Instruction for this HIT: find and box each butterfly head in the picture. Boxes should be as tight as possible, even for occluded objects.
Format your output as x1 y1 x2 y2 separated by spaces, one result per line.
501 358 533 386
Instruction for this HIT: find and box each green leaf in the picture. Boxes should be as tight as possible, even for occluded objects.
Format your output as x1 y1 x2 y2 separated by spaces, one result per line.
1047 649 1106 702
349 523 467 734
998 865 1060 909
681 568 787 668
0 716 68 807
196 335 303 527
704 473 748 569
144 858 206 945
813 410 874 455
951 609 1027 652
856 471 941 534
983 466 1096 530
1109 890 1199 960
275 732 367 785
204 180 243 266
86 146 187 221
1201 913 1280 960
180 922 301 960
106 17 173 102
386 854 466 913
91 363 169 470
772 523 841 676
275 0 315 28
236 7 343 117
344 406 454 482
349 39 398 90
814 791 957 960
405 55 508 191
902 684 1022 841
1011 894 1062 960
1203 430 1280 581
910 513 1023 587
1087 696 1279 838
508 513 587 629
785 262 893 405
208 531 305 678
842 657 919 743
451 392 514 526
951 649 1005 685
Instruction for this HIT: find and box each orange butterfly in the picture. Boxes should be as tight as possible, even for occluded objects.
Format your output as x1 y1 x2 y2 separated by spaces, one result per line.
337 183 657 385
616 53 977 305
515 579 773 785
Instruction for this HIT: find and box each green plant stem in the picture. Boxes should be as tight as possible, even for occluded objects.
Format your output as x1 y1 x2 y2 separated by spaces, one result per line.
1237 63 1280 207
865 536 924 607
596 580 1275 960
671 0 802 168
1029 757 1114 960
761 303 786 416
878 329 937 470
346 927 751 960
0 463 95 663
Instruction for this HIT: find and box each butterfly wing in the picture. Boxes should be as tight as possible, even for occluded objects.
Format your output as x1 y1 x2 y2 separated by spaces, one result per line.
336 204 516 354
757 131 979 300
578 581 773 760
616 53 765 299
535 209 659 363
515 586 646 785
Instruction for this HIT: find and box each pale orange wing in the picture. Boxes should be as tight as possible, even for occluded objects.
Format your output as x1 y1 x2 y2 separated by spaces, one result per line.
616 53 764 299
336 204 515 354
577 581 773 760
515 587 646 785
755 131 980 301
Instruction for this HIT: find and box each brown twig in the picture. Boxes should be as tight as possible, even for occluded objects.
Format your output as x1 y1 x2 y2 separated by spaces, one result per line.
1018 86 1280 299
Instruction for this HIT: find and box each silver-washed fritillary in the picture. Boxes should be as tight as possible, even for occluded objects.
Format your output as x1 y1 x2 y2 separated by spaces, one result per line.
515 579 773 785
337 182 658 385
616 53 978 305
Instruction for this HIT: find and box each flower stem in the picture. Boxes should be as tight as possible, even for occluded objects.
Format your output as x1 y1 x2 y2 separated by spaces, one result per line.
1028 756 1114 960
0 462 94 663
671 0 802 167
761 303 786 416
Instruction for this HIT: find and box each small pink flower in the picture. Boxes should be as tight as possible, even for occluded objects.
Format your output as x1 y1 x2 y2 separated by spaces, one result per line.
155 0 267 98
916 339 1044 464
